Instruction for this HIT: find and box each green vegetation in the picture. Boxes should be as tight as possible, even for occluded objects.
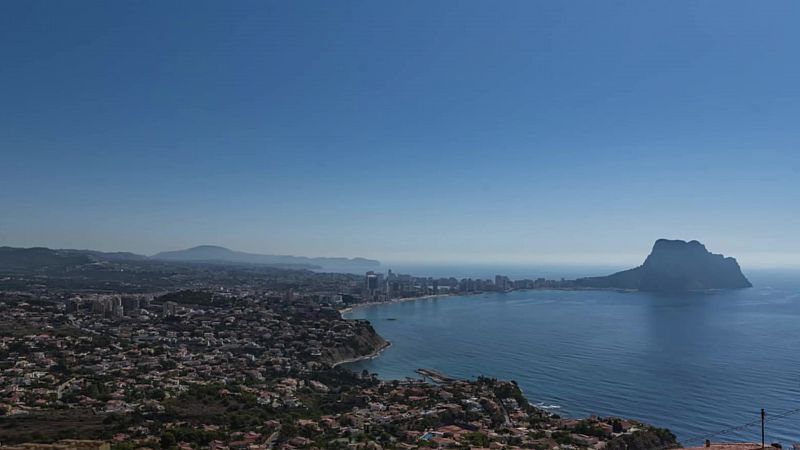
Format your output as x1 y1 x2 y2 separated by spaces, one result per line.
461 431 490 447
605 428 679 450
574 420 612 438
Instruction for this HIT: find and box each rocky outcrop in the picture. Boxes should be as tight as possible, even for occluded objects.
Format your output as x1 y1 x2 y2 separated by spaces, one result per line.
323 320 389 366
577 239 752 292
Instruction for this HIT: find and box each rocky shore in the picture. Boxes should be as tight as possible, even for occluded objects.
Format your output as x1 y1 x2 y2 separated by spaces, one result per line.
322 319 390 366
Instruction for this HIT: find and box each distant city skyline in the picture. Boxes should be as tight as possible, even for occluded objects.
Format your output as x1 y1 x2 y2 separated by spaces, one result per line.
2 1 799 268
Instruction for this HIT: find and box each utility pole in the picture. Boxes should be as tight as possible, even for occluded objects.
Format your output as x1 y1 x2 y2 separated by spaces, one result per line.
761 408 766 449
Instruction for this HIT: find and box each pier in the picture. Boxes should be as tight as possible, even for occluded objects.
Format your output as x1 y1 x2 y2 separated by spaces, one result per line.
416 368 458 384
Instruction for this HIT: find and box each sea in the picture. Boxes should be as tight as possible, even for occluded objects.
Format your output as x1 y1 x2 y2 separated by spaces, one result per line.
343 266 800 446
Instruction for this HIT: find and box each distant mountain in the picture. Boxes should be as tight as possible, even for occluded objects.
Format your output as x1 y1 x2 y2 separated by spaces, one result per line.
151 245 380 271
577 239 752 291
0 245 379 273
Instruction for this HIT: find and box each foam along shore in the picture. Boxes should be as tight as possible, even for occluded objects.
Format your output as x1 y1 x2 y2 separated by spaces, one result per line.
332 340 392 367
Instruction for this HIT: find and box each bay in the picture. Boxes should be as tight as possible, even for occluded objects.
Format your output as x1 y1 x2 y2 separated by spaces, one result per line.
344 269 800 445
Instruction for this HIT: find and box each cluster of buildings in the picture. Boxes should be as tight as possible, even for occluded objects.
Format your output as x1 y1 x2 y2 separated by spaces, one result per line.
315 377 652 450
0 262 676 450
363 270 445 302
67 295 148 318
0 290 384 441
362 270 575 302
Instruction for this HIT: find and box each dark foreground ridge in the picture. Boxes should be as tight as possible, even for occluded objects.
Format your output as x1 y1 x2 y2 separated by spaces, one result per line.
577 239 752 292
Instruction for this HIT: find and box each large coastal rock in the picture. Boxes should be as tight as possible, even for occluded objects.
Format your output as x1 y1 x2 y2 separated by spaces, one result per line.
578 239 752 292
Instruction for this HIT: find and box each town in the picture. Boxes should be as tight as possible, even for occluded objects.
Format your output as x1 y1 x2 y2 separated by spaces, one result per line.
0 254 677 450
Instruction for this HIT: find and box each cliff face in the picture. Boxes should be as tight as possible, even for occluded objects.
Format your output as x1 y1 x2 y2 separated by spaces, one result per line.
578 239 752 292
322 320 388 366
637 239 751 291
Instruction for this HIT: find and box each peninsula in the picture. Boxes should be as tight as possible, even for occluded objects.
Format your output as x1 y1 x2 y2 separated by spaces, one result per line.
575 239 752 292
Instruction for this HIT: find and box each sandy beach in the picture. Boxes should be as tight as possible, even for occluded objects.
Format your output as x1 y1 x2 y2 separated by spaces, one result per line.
339 293 452 315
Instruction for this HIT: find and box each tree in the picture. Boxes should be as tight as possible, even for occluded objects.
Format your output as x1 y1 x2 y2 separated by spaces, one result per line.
160 432 177 449
462 432 490 447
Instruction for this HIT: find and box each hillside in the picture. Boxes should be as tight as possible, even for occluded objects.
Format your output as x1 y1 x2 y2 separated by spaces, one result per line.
0 247 93 271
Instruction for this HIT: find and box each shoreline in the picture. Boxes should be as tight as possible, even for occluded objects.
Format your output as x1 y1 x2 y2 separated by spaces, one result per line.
339 293 452 315
331 340 392 367
335 287 641 370
338 286 639 316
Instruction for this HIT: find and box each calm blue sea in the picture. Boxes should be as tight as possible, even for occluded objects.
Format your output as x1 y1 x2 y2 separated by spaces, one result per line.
344 269 800 445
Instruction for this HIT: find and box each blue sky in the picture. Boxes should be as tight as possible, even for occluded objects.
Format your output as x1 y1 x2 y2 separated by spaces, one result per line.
1 1 799 267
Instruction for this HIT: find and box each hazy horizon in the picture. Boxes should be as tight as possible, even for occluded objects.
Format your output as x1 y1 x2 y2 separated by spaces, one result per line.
1 240 797 271
2 1 799 268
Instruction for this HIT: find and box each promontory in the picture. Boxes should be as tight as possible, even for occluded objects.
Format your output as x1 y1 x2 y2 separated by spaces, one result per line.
576 239 752 292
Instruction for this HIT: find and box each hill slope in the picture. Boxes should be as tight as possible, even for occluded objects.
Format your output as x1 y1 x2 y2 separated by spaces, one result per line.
0 247 93 270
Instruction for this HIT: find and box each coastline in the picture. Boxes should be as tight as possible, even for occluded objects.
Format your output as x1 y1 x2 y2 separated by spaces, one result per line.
331 340 392 367
339 293 452 315
334 296 422 369
338 286 638 317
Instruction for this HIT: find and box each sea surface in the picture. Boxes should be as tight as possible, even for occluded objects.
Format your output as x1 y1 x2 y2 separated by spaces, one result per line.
344 269 800 445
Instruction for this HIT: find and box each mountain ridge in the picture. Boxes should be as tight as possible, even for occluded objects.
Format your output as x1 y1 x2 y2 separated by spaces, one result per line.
152 245 381 270
0 245 380 272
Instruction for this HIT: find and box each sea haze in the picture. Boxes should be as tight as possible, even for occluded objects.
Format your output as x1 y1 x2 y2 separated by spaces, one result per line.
344 269 800 445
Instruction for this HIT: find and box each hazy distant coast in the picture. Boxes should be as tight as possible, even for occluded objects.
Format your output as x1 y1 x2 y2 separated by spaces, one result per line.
343 238 752 312
0 245 380 273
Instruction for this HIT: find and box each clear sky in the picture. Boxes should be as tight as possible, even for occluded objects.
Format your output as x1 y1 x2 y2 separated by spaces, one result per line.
1 1 799 267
